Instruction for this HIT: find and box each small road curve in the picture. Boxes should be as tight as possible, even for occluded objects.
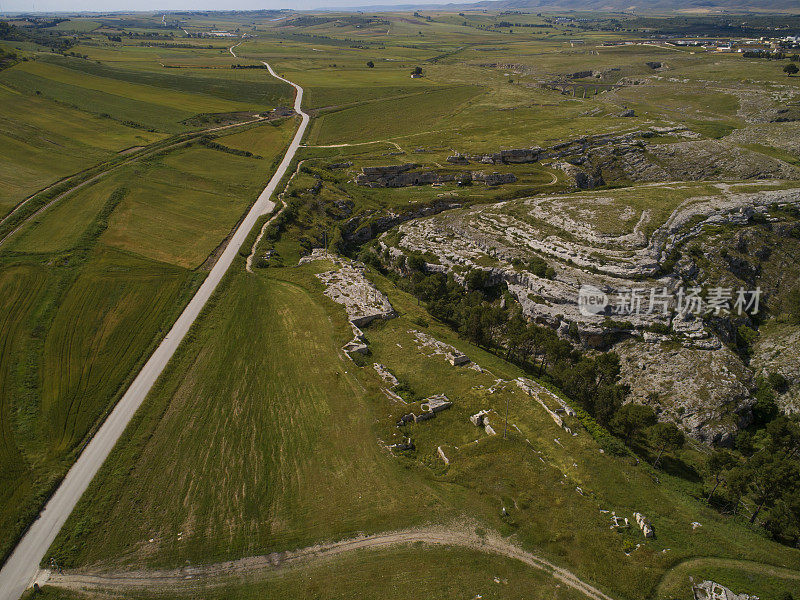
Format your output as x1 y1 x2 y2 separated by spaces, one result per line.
0 63 309 600
44 527 615 600
229 42 242 57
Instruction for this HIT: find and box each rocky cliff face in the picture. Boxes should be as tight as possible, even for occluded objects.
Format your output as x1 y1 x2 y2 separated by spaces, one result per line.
376 182 800 443
355 164 517 188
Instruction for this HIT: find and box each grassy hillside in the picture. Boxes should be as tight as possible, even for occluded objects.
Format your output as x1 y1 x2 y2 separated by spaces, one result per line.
44 256 800 600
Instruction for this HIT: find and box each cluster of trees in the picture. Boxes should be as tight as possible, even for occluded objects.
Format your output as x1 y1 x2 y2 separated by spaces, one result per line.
198 136 262 159
742 51 800 60
705 417 800 545
511 256 555 279
0 48 21 71
0 20 75 51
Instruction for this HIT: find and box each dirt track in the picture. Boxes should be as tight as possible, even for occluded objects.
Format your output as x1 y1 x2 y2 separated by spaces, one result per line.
46 526 616 600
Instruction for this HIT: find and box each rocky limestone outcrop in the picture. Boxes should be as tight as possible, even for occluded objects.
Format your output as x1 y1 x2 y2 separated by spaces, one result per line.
376 184 800 442
355 164 516 188
303 250 396 327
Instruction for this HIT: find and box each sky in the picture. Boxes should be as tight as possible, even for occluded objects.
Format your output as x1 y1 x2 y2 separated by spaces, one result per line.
1 0 448 13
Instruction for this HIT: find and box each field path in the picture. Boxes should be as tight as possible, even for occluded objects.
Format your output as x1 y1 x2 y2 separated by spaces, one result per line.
0 64 309 600
44 526 615 600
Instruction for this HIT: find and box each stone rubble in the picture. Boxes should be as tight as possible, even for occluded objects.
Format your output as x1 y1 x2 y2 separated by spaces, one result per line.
410 329 470 366
633 512 654 538
692 580 758 600
377 186 800 441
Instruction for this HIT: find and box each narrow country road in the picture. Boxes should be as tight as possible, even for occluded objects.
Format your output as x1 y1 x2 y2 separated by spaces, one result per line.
0 64 309 600
44 527 616 600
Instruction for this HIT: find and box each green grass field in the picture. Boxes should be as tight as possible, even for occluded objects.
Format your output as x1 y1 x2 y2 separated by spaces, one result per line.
44 259 800 600
3 10 800 600
47 266 444 569
0 106 296 564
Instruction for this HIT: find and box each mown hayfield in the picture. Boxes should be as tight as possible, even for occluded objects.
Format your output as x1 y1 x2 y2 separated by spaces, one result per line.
45 19 102 33
42 55 293 107
39 247 194 459
0 86 162 216
0 113 297 563
204 120 292 159
47 267 445 570
101 123 295 269
307 85 484 145
0 249 198 567
6 176 126 254
0 60 261 133
0 263 48 557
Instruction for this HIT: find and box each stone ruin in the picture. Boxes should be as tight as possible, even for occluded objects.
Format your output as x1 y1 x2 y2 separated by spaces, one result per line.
470 409 497 436
692 581 758 600
316 264 396 328
373 363 399 387
633 512 654 538
390 437 414 452
421 394 453 414
515 377 576 433
355 164 517 188
411 329 470 366
610 514 630 529
437 445 450 465
396 394 453 428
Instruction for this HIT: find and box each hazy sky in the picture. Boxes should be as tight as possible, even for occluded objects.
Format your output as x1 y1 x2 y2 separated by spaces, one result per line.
2 0 439 13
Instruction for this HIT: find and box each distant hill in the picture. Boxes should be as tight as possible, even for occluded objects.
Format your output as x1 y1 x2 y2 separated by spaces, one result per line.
340 0 800 13
461 0 800 11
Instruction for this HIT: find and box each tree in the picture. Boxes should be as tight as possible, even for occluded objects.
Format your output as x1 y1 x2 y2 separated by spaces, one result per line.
785 64 799 76
745 452 800 524
366 60 374 68
766 416 800 460
406 253 427 273
611 403 657 445
705 449 735 501
649 422 685 469
411 66 423 76
752 380 779 426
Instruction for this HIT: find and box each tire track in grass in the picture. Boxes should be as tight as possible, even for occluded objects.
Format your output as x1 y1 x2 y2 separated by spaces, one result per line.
45 526 616 600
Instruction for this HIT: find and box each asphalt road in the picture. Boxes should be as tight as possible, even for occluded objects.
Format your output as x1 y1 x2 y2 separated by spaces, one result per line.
0 63 309 600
